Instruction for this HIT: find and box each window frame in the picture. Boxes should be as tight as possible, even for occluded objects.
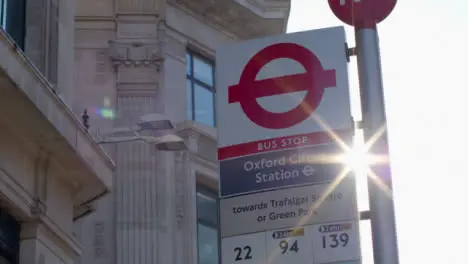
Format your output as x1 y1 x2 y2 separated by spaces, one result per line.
196 184 218 228
0 0 6 27
1 0 26 50
196 183 220 264
186 49 216 127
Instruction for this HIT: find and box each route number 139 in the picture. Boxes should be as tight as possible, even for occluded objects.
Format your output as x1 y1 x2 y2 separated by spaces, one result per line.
322 232 349 248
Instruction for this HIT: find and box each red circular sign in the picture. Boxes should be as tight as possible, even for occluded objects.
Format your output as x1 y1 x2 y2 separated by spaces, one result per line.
228 43 336 129
328 0 397 28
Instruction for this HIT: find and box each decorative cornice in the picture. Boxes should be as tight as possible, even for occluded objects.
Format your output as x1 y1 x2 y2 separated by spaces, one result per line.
108 40 164 70
168 0 290 39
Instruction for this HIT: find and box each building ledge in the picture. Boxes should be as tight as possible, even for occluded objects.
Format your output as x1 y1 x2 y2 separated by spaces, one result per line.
235 0 291 19
169 0 291 40
175 121 218 189
0 29 115 210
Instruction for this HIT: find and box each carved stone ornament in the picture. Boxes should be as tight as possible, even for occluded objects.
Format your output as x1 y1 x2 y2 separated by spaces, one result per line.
108 40 164 71
30 198 47 218
175 152 186 227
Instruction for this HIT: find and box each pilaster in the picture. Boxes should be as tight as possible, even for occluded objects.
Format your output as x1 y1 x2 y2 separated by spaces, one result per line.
24 0 60 87
161 28 189 123
110 8 175 264
174 151 198 264
19 222 77 264
24 0 48 74
115 142 164 264
106 2 200 264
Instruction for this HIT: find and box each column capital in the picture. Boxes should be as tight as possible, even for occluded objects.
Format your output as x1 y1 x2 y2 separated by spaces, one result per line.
108 41 164 71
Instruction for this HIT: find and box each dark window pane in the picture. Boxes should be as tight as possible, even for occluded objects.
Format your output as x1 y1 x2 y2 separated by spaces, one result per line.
0 208 20 264
186 51 215 126
197 192 217 226
194 84 214 127
187 80 193 120
186 52 192 75
193 56 213 86
0 0 6 27
5 0 25 49
197 223 219 264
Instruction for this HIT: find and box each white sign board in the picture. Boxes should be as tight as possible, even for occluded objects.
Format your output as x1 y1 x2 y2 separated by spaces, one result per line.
221 221 361 264
220 178 358 237
216 26 361 264
216 26 352 154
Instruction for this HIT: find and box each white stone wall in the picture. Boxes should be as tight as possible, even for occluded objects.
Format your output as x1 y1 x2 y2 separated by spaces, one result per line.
0 0 115 263
0 119 81 264
72 1 289 264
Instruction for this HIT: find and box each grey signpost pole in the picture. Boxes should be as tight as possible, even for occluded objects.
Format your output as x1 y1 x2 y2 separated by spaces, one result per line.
355 27 400 264
327 1 400 263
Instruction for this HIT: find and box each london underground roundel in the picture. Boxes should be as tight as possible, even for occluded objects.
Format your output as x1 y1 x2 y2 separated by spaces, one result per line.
228 43 336 130
215 27 352 151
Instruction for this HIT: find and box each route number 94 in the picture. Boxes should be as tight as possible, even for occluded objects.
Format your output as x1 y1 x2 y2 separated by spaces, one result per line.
279 239 299 254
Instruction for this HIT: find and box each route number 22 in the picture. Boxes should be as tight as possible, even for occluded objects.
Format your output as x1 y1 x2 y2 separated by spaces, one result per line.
234 246 252 261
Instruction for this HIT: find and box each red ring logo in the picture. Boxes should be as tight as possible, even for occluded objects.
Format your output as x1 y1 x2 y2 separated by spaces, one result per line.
228 43 337 129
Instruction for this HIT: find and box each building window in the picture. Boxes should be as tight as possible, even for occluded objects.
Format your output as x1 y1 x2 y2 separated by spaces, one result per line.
196 186 219 264
0 208 20 264
186 50 216 127
0 0 6 27
0 0 26 50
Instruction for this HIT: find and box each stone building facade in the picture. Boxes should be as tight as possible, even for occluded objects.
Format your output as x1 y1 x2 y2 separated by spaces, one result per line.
0 0 114 264
73 0 290 264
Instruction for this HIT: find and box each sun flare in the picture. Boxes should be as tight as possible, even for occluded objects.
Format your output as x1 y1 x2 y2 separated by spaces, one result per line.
341 136 374 176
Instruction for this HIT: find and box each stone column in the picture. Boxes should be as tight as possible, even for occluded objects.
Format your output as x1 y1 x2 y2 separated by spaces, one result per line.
108 39 167 264
109 1 177 263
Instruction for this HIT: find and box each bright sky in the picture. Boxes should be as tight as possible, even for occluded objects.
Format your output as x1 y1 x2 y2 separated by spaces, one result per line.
287 0 468 263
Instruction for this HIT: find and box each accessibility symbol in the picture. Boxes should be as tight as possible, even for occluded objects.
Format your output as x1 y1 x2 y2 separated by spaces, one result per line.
228 43 337 129
302 165 316 177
